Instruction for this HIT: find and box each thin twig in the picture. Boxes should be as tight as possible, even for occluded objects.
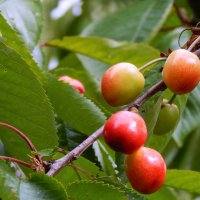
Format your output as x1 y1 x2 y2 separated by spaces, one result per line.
47 80 167 176
0 122 42 163
174 4 191 26
0 155 32 169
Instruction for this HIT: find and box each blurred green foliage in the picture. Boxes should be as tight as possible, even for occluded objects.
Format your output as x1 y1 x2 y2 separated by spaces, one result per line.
0 0 200 199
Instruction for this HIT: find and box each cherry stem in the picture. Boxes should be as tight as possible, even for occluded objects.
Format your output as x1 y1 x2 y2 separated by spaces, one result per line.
188 35 200 51
47 80 167 176
0 155 32 169
139 57 166 71
168 94 177 104
0 122 42 164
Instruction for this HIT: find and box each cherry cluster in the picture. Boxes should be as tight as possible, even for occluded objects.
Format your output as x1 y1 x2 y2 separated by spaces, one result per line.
101 49 200 194
57 48 200 194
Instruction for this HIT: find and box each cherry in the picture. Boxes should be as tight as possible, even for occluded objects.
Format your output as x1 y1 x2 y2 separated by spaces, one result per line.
103 111 147 154
101 62 145 106
163 49 200 94
59 75 85 94
154 100 179 135
125 147 166 194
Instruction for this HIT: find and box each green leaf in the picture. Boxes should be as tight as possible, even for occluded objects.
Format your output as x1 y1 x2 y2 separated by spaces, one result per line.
0 41 58 163
67 180 127 200
147 187 178 200
82 0 173 42
47 36 159 67
165 170 200 194
167 129 200 171
55 156 105 185
0 0 43 50
0 14 45 82
95 176 148 200
19 174 68 200
161 7 182 30
115 152 127 182
82 0 135 23
78 55 110 81
173 85 200 147
35 148 55 157
93 141 116 176
0 161 19 200
0 163 68 199
47 36 159 81
46 74 106 135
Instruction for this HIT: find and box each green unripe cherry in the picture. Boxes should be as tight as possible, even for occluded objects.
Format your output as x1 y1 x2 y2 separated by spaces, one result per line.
154 101 179 135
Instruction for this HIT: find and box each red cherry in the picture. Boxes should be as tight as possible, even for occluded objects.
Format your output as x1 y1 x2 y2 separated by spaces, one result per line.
163 49 200 94
101 62 145 106
103 111 147 154
59 75 85 94
125 147 166 194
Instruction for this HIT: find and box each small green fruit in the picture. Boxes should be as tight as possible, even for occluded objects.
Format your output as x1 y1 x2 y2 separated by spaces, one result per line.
154 100 179 135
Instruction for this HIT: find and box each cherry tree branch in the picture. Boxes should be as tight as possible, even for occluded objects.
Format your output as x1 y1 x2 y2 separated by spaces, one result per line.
47 126 104 176
125 80 166 110
47 80 166 176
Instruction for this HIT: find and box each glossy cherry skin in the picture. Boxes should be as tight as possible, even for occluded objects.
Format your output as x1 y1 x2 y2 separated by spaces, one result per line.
101 62 145 106
59 75 85 94
154 101 179 135
125 147 166 194
103 111 147 154
163 49 200 94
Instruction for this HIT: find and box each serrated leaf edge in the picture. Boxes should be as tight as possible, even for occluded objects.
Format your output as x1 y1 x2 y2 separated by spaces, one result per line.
66 180 126 195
